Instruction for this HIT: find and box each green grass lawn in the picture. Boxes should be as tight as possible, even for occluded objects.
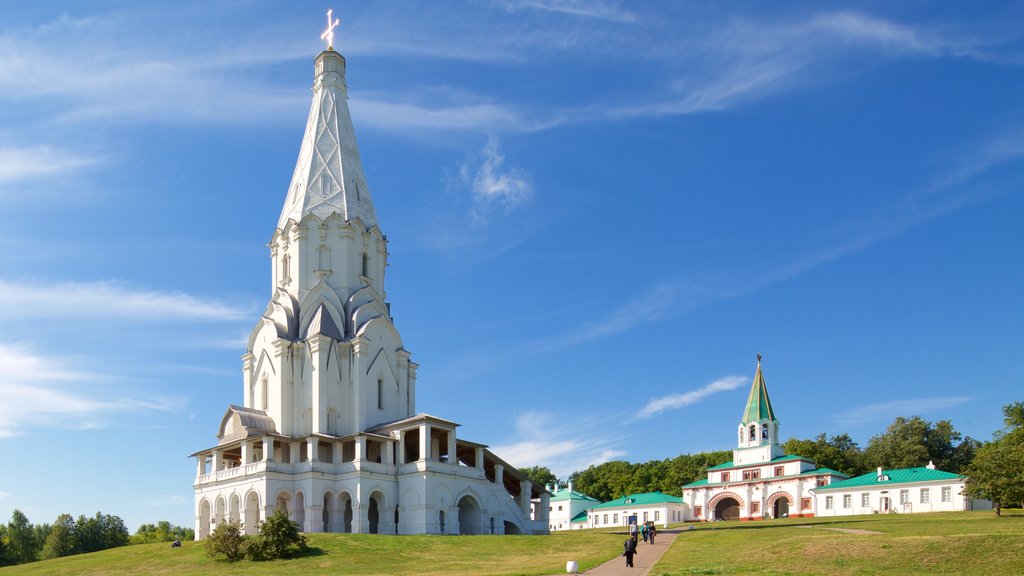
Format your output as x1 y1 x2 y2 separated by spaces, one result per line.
0 530 624 576
3 512 1022 575
652 511 1024 576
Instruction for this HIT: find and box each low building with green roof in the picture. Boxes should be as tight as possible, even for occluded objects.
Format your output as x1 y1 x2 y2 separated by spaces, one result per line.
812 463 991 516
583 491 686 529
546 482 600 531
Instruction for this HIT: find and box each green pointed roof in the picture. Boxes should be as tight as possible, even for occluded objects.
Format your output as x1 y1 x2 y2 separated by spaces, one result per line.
742 357 776 423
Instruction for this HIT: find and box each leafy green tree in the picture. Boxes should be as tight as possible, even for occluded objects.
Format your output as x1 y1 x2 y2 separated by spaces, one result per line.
519 466 559 490
0 525 10 566
6 509 39 565
74 512 129 554
42 514 77 560
966 401 1024 515
783 433 864 476
131 521 194 544
242 510 308 561
863 416 976 473
204 521 244 561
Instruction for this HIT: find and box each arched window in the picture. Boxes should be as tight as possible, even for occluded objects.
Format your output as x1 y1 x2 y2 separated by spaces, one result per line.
749 425 757 442
281 254 291 283
761 424 769 441
361 252 369 277
377 378 384 410
438 510 446 533
260 375 269 411
318 244 329 270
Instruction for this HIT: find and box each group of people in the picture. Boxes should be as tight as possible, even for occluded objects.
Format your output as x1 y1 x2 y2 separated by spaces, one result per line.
622 521 658 568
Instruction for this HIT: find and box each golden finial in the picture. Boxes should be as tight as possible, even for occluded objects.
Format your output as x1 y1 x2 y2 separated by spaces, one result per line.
321 9 340 50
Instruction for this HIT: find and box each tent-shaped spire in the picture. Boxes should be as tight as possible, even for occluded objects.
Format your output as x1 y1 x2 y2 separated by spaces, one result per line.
742 354 776 423
277 47 377 230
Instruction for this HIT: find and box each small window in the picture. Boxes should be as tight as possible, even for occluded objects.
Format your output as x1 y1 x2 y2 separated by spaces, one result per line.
774 466 784 477
361 252 369 277
825 496 834 510
613 513 618 524
842 495 852 508
942 486 952 502
749 425 757 441
721 472 730 482
694 506 703 517
377 378 383 410
603 514 608 524
750 502 759 514
643 511 648 521
557 505 562 511
920 489 930 504
761 424 769 440
861 493 870 507
899 489 909 505
654 511 660 521
438 510 445 532
801 498 811 510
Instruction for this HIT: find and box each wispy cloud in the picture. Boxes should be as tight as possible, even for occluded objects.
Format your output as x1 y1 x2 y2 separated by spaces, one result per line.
502 0 639 23
0 343 183 438
461 137 534 225
833 396 973 427
0 279 251 322
489 411 627 477
638 376 747 419
0 146 99 186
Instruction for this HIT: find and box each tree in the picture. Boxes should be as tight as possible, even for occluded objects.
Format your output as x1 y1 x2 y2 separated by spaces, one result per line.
863 416 976 473
131 521 194 544
74 512 129 554
0 525 10 566
241 510 308 561
965 401 1024 515
783 433 864 476
42 515 77 560
519 466 559 490
6 509 39 565
204 521 244 561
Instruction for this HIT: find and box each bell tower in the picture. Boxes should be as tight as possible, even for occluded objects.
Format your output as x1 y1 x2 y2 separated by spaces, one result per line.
733 354 783 466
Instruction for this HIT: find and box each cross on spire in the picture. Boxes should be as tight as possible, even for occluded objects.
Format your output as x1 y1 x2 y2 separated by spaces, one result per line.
321 9 340 50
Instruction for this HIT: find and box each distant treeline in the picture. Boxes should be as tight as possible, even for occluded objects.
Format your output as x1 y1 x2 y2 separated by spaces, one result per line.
0 510 193 567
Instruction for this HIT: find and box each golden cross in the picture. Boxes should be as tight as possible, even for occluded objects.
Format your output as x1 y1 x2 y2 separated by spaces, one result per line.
321 9 340 50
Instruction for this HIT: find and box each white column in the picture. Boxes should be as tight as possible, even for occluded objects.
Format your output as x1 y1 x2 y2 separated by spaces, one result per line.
494 464 504 485
262 436 274 462
241 441 251 465
212 449 223 472
519 479 533 516
397 431 406 464
355 436 366 463
196 456 205 477
419 423 431 462
308 437 320 463
446 431 456 465
289 441 301 464
383 439 394 466
474 447 484 469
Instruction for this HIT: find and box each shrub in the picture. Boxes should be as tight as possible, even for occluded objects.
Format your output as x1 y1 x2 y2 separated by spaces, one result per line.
204 521 244 561
242 510 307 561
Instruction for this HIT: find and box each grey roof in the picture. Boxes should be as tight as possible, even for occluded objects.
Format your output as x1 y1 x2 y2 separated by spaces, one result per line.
304 303 344 340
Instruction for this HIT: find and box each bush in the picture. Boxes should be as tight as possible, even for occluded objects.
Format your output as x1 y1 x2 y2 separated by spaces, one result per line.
242 510 307 561
204 521 244 561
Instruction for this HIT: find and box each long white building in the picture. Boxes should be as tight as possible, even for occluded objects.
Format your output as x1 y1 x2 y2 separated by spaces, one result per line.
191 26 548 539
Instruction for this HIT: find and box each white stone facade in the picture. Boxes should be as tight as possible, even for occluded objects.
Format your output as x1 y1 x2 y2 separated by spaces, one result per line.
546 483 598 531
191 47 549 539
813 465 992 517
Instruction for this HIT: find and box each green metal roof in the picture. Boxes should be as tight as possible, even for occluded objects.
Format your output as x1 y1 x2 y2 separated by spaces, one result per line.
682 478 709 488
742 361 776 423
590 491 684 510
814 467 965 492
570 510 588 523
684 464 845 489
550 487 599 503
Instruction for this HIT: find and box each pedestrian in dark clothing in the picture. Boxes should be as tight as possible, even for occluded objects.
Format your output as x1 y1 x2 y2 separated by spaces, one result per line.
623 537 638 567
628 522 638 546
641 522 648 543
648 524 656 545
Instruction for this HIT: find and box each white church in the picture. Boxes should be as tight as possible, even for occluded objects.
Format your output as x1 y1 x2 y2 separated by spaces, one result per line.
191 20 550 538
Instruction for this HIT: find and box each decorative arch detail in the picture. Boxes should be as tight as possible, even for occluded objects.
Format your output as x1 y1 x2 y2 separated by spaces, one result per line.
708 491 745 510
766 491 793 508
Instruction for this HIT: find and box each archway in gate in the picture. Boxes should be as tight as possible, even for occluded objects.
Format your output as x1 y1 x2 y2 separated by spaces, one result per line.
714 498 740 520
244 491 260 535
367 495 380 534
457 494 481 535
198 499 212 540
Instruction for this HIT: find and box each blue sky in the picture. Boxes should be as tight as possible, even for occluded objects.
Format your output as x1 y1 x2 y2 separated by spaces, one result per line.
1 1 1022 531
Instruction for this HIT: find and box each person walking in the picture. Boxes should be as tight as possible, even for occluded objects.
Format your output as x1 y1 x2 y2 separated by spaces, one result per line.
641 522 648 543
628 522 638 546
648 523 657 545
623 537 638 568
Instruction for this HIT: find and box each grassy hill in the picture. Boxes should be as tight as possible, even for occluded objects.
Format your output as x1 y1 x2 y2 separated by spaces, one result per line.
653 511 1024 576
2 512 1021 575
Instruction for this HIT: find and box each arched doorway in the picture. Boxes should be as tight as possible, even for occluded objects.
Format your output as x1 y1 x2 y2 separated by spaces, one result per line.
773 497 790 519
229 494 241 525
275 492 292 518
341 494 353 533
714 497 740 520
503 520 521 535
198 500 212 540
244 491 260 535
368 496 380 534
215 496 226 527
457 495 481 535
322 492 333 532
294 492 306 529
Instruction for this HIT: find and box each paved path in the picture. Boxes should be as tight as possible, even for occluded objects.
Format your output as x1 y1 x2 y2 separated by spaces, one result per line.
581 529 682 576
